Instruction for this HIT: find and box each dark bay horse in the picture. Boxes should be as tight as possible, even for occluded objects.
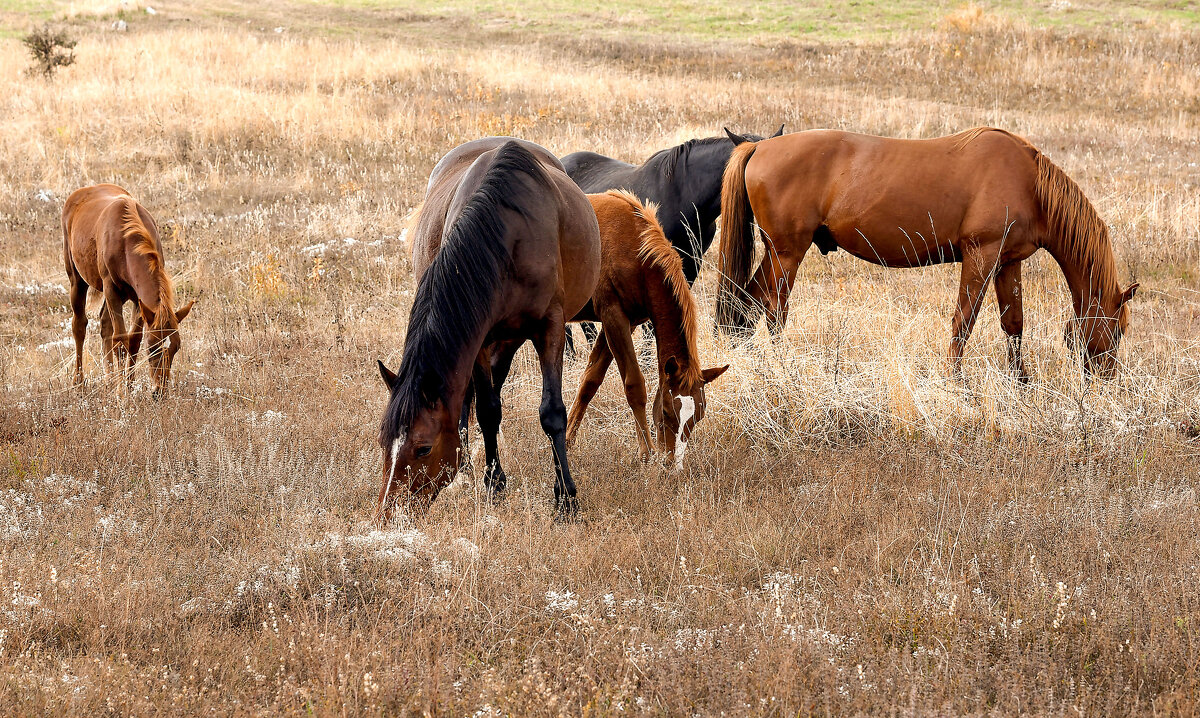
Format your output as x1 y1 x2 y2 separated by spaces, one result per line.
377 138 600 520
562 126 781 283
717 127 1138 378
567 191 728 466
561 126 781 352
63 184 195 395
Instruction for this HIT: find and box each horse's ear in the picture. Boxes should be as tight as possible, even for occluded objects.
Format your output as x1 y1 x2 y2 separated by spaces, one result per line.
175 299 196 323
723 127 748 146
771 124 785 138
378 360 399 391
1121 283 1140 306
701 364 730 384
664 356 681 381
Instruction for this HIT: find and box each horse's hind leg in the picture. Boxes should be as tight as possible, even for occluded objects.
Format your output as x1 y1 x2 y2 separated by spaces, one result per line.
748 229 811 338
566 327 615 446
532 308 578 518
993 262 1029 382
68 275 89 386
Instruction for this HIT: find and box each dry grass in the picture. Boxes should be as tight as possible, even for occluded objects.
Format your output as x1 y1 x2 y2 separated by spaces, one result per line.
2 1 1200 714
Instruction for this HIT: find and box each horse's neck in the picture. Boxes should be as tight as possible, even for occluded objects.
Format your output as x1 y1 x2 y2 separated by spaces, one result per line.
1042 238 1120 314
684 144 731 219
646 272 695 373
128 255 172 320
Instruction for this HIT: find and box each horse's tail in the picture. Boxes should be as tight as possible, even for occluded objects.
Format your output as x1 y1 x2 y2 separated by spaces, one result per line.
1032 150 1116 293
715 140 759 334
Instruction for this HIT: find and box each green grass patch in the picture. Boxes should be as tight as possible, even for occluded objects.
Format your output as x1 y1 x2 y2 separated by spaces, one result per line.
304 0 1200 42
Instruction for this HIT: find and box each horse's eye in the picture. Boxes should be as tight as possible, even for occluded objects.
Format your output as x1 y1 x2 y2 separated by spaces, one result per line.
415 446 432 458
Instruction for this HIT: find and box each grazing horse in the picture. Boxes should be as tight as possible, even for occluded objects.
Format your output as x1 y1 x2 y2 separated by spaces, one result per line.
562 126 782 283
717 127 1138 378
377 138 600 520
566 191 728 466
561 126 782 351
62 184 195 395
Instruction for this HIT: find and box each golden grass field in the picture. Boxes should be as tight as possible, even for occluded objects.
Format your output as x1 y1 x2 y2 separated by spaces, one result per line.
2 0 1200 714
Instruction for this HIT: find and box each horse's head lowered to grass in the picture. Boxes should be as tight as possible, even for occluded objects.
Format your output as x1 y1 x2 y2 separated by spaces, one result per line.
1065 282 1138 376
376 359 462 516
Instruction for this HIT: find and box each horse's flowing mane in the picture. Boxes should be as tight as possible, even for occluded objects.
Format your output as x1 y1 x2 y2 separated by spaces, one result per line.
607 190 702 381
1033 153 1120 300
644 136 729 180
119 196 175 326
383 141 546 444
955 127 1120 302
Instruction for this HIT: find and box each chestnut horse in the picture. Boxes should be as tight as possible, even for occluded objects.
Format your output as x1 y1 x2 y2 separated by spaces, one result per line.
377 138 600 520
717 127 1138 377
63 184 195 395
567 191 728 467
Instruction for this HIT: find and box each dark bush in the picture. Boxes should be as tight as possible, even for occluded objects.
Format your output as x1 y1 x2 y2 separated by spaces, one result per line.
22 24 77 78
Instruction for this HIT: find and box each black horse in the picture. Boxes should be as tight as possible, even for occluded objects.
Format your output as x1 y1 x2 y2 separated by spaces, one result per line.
561 126 783 350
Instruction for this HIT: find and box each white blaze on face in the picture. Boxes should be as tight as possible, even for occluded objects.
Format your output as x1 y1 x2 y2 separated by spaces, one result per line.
383 432 406 508
673 395 695 471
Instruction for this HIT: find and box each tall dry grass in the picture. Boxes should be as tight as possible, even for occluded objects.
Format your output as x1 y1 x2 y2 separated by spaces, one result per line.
2 2 1200 714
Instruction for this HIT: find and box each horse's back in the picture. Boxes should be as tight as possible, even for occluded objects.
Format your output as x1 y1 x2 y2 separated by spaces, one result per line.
63 184 133 286
417 138 600 322
748 129 1041 260
429 136 562 192
63 184 130 232
415 138 563 277
561 151 637 193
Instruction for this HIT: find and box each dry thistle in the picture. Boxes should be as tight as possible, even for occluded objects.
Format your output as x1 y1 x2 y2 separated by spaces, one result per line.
22 25 77 78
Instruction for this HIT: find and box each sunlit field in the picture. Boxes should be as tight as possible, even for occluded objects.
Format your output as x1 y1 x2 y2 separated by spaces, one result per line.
2 0 1200 714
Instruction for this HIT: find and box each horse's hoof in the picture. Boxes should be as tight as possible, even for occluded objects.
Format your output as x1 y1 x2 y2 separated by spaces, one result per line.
484 467 507 499
553 496 580 523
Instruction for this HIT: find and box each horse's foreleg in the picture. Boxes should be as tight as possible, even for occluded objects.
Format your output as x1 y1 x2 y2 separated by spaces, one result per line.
478 340 520 496
597 312 652 460
533 309 577 519
126 314 145 389
949 252 993 377
101 288 130 384
994 263 1029 382
68 277 88 386
99 301 116 378
564 325 577 359
566 329 614 446
458 349 485 472
581 322 600 347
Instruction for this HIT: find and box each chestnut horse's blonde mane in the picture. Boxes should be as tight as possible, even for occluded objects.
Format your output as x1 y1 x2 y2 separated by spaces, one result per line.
119 196 176 325
605 190 701 380
955 127 1120 300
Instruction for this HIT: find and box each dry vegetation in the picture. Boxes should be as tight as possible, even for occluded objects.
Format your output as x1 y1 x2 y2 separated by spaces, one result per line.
2 0 1200 714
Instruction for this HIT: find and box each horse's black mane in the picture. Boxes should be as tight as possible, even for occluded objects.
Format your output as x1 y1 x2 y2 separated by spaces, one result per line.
643 136 731 180
382 141 549 444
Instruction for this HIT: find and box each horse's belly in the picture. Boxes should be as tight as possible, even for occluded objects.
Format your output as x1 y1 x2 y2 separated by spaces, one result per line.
829 223 960 267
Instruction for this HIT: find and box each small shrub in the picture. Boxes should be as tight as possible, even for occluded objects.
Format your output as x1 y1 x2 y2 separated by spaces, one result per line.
22 25 77 79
